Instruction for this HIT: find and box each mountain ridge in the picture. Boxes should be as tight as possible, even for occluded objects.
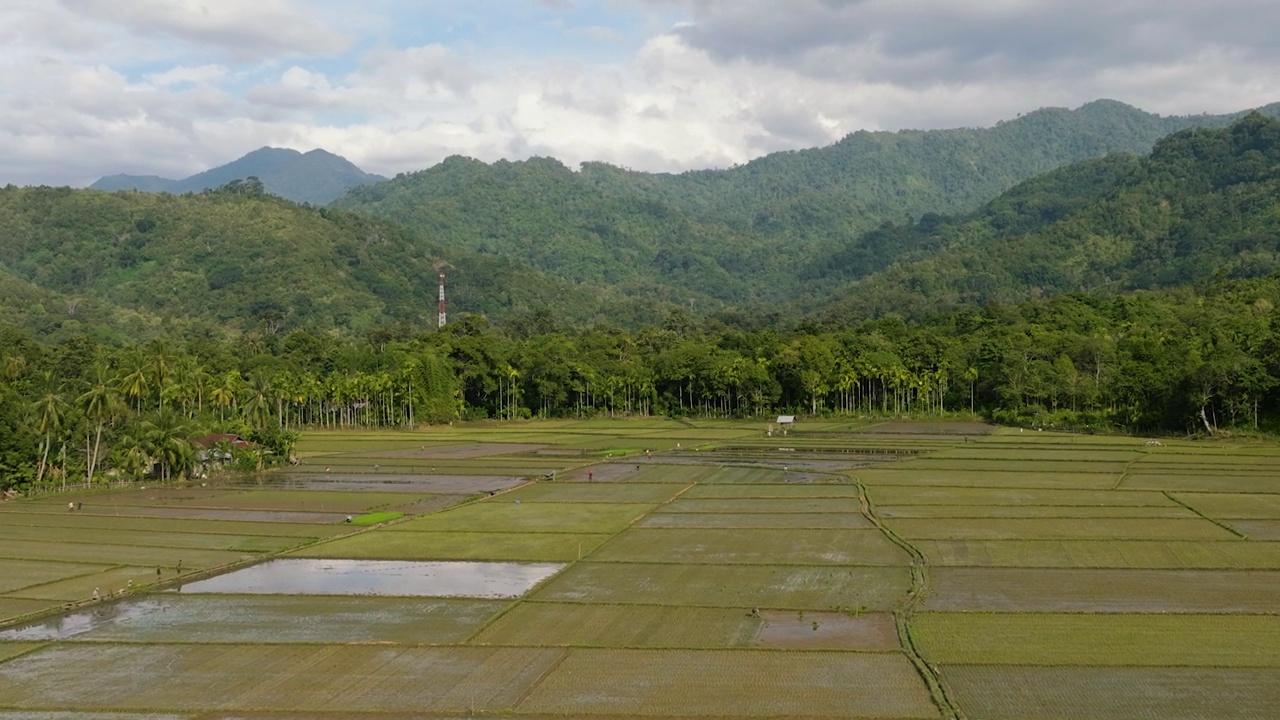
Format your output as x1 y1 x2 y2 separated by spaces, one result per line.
90 147 387 205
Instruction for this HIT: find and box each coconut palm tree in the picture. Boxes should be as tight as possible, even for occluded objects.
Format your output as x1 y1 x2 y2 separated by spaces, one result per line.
77 365 122 486
29 373 67 487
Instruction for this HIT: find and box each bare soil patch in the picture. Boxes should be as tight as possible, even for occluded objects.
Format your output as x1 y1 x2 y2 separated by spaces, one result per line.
756 610 899 650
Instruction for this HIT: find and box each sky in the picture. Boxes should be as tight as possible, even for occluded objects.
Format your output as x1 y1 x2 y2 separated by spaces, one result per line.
3 0 1280 186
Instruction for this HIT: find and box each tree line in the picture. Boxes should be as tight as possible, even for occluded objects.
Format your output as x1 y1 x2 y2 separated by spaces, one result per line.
5 272 1280 493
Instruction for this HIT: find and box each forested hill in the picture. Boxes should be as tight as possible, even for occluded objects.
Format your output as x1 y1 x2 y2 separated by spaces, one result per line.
0 184 680 342
813 113 1280 321
335 100 1278 305
90 147 387 205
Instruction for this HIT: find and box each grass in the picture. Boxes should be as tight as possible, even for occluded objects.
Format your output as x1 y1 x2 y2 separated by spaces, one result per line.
348 511 404 525
294 531 610 562
915 612 1280 666
877 504 1197 519
588 528 910 566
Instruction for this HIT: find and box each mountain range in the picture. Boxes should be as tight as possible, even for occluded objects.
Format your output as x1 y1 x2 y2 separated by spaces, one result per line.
90 147 386 205
4 98 1276 342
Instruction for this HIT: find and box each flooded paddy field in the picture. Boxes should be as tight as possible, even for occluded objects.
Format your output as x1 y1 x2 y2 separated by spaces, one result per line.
4 418 1280 718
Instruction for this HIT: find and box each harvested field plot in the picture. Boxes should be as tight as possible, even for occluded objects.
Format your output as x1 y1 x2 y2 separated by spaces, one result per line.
518 648 938 718
390 502 651 534
941 665 1280 720
0 643 44 664
365 443 547 459
1175 493 1280 519
1225 520 1280 540
858 420 995 435
756 610 900 650
877 504 1196 519
8 566 188 602
0 559 109 595
602 464 720 484
0 644 565 713
638 512 872 529
531 562 911 610
1120 473 1280 493
5 596 505 645
0 525 312 553
857 468 1120 489
700 467 793 484
916 612 1280 666
0 599 56 623
901 458 1131 474
0 541 246 571
929 448 1142 462
923 568 1280 612
190 490 428 512
683 483 861 499
916 539 1280 568
660 497 861 514
473 603 763 648
589 528 909 565
0 512 344 538
296 530 610 562
498 482 681 504
887 517 1236 541
866 486 1169 507
260 472 523 494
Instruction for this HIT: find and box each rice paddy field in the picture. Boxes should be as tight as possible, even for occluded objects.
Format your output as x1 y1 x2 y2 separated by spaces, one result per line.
2 417 1280 718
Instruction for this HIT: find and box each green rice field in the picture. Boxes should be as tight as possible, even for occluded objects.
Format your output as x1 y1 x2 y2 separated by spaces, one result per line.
2 416 1280 718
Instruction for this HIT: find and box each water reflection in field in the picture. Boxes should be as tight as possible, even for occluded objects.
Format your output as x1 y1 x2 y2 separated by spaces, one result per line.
177 558 564 598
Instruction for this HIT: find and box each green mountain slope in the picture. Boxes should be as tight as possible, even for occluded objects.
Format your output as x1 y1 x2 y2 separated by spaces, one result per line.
815 113 1280 320
90 148 387 205
336 100 1278 306
0 186 663 340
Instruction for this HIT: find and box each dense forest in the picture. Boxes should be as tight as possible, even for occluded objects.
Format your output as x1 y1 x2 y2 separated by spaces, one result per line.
336 100 1280 306
4 272 1280 493
0 182 687 343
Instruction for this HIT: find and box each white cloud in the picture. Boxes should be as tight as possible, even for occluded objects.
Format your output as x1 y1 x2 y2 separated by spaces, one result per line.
59 0 351 58
1 0 1279 186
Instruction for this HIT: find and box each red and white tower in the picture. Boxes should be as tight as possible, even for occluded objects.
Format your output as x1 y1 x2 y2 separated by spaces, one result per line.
437 273 447 328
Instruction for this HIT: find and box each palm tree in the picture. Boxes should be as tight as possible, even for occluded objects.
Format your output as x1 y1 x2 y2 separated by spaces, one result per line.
148 340 173 411
77 365 122 486
3 355 26 383
118 349 150 413
240 373 274 472
142 410 193 482
29 374 67 487
209 372 239 424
